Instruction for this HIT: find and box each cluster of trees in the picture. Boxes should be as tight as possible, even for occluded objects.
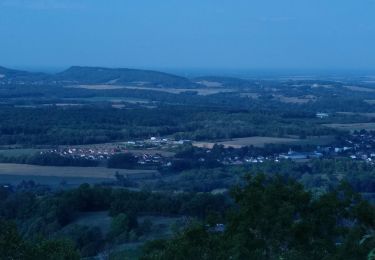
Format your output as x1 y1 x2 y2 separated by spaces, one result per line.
241 159 375 201
0 184 229 257
107 153 138 169
141 175 375 260
0 220 80 259
148 157 375 199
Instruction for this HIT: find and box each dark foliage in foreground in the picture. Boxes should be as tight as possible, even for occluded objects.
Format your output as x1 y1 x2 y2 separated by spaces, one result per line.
0 184 229 257
141 175 375 260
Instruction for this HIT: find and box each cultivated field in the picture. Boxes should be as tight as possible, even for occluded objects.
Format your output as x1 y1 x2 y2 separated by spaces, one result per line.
196 80 224 87
344 86 375 92
337 112 375 118
67 85 234 96
323 123 375 131
0 163 158 179
193 137 301 148
68 85 127 90
193 136 334 148
273 94 316 104
0 148 44 157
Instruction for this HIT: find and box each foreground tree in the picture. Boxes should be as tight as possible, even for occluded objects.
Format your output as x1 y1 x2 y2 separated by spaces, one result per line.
141 174 375 260
0 219 80 260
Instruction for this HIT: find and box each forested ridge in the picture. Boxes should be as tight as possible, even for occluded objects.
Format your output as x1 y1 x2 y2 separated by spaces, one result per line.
0 105 337 145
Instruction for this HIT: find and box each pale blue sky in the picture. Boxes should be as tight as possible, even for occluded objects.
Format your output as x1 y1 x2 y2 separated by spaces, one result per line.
0 0 374 72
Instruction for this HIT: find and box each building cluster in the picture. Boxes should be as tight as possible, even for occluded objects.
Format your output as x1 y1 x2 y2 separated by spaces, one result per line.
40 131 375 167
125 137 190 149
42 147 117 161
219 150 323 165
42 137 190 165
316 112 329 119
196 131 375 166
318 131 375 163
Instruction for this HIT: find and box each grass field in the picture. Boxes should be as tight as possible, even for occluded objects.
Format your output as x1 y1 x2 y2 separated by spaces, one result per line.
273 94 316 104
193 136 334 148
193 137 300 148
68 85 234 96
323 123 375 131
365 100 375 105
337 112 375 118
344 86 375 92
0 163 158 179
138 215 184 240
70 212 184 259
68 85 127 90
71 211 112 234
0 149 44 157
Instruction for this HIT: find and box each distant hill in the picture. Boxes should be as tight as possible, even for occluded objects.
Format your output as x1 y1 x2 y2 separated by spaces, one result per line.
55 66 197 88
0 66 48 83
0 66 258 89
0 66 199 88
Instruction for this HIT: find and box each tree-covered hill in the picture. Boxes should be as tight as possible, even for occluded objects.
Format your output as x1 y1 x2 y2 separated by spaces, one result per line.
0 65 197 88
55 66 196 87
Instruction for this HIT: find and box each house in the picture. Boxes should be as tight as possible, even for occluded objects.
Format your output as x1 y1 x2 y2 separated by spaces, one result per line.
308 151 323 159
316 112 329 119
208 224 226 233
335 147 343 153
279 150 308 160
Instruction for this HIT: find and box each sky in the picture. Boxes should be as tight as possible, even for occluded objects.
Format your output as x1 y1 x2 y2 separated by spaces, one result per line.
0 0 375 72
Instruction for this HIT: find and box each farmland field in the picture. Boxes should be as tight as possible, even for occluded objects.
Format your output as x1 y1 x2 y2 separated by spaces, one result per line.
193 136 301 148
273 94 316 104
193 135 334 148
0 163 158 180
0 149 44 157
64 96 150 103
365 99 375 105
68 85 234 95
344 86 375 92
68 85 127 90
336 112 375 118
323 123 375 131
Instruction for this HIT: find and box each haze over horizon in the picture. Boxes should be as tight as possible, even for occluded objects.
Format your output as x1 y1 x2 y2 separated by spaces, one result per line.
1 0 375 72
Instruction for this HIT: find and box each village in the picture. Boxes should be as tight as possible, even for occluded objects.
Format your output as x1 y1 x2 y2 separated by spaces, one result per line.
38 130 375 168
39 137 190 166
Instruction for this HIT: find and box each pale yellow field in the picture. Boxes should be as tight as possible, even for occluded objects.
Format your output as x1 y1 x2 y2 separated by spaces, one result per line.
68 85 127 90
337 112 375 118
0 163 158 179
67 85 233 96
273 94 316 104
365 100 375 105
193 136 334 148
323 123 375 131
344 86 375 92
193 136 301 148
